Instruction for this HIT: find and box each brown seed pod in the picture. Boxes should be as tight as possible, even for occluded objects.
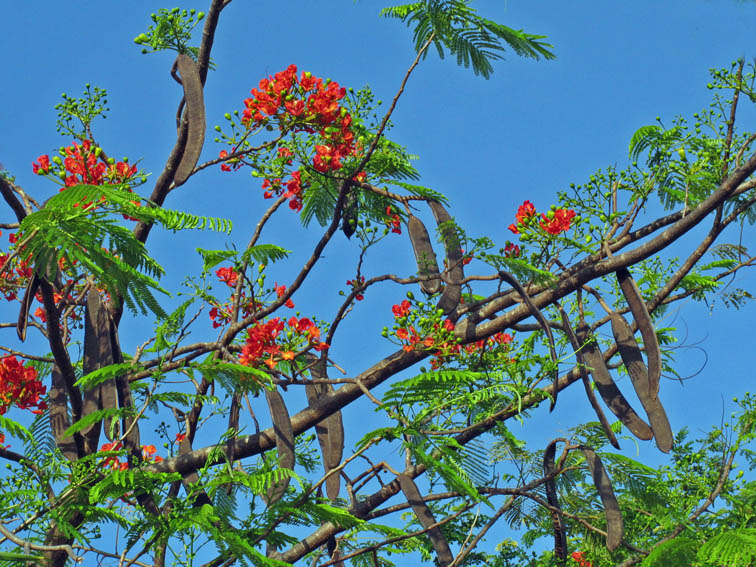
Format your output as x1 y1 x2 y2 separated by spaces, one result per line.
500 270 559 411
543 440 567 565
616 267 661 398
397 474 454 566
264 389 295 505
428 201 463 315
581 447 623 551
407 214 442 295
305 357 344 501
49 365 77 461
560 308 620 449
81 289 116 448
16 274 39 342
576 325 653 441
174 53 206 187
610 313 673 453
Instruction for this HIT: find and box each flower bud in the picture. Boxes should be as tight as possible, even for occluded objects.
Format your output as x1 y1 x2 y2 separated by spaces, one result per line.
52 156 63 166
406 291 414 300
197 11 205 20
224 113 232 120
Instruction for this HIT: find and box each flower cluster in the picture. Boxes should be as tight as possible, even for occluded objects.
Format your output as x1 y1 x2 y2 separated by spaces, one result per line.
208 266 298 329
220 65 360 212
0 356 47 416
239 316 328 370
508 200 576 236
389 299 457 355
99 442 163 471
571 551 592 567
385 206 402 235
33 140 137 188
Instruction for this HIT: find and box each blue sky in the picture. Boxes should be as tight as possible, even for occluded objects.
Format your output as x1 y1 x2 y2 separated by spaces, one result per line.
3 0 756 560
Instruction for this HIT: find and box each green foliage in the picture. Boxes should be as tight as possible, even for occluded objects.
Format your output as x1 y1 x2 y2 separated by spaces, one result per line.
697 529 756 566
17 183 230 317
134 7 206 58
380 1 556 78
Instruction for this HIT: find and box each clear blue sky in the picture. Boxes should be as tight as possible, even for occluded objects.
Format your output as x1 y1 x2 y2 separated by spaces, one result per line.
3 0 756 559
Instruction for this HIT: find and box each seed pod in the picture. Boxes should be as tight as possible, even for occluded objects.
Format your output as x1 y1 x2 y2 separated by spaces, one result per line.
398 474 454 566
581 447 623 551
50 365 77 461
407 214 442 295
576 325 653 441
16 274 39 342
544 440 567 565
610 313 673 453
428 201 463 315
616 267 661 398
305 357 344 501
560 308 620 449
264 389 295 505
174 53 206 187
501 270 559 411
81 289 116 448
341 191 358 239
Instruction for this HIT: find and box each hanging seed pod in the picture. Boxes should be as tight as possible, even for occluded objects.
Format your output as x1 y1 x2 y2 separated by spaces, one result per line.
109 315 139 448
305 357 344 501
544 440 567 565
428 201 463 315
610 313 673 453
397 474 454 566
500 270 559 411
407 214 442 295
50 365 77 461
341 191 359 239
81 289 117 449
174 53 206 187
263 389 295 505
616 267 661 399
16 274 39 342
576 325 653 441
560 308 620 449
581 447 623 551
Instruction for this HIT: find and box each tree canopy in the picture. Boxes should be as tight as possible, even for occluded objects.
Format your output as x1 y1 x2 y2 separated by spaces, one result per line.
1 2 756 566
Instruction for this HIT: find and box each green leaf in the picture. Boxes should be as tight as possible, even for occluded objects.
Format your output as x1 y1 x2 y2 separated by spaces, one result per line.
197 248 236 272
64 407 125 438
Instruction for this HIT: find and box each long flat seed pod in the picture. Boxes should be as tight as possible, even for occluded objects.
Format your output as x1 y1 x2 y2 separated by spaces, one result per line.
174 53 206 187
543 440 567 565
81 290 114 450
50 365 78 461
305 357 344 501
616 267 661 399
16 274 39 342
581 447 623 551
576 325 653 441
610 313 673 453
407 214 442 295
428 201 463 315
500 270 559 411
110 316 140 449
264 389 295 505
560 308 620 449
397 474 454 566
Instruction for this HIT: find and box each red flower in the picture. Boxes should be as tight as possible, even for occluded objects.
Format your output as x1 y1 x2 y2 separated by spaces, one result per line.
540 208 576 235
216 266 239 287
32 155 51 175
392 300 411 318
571 551 592 567
516 200 536 224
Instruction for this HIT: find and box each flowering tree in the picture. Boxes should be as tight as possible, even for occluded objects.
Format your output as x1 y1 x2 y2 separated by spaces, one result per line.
1 2 756 567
